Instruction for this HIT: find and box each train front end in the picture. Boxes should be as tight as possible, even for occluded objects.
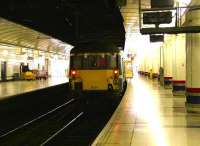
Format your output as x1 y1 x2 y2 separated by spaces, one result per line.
69 50 125 96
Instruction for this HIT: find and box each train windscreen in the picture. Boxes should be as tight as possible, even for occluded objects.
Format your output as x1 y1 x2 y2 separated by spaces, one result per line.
70 54 117 69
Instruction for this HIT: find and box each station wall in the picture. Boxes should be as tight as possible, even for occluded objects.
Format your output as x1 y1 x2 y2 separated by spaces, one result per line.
0 46 70 81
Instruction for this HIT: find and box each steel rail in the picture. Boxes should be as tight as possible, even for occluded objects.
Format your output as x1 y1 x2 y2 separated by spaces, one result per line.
0 98 75 138
40 112 84 146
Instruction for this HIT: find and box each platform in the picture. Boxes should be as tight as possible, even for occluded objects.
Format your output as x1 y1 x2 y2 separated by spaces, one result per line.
92 75 200 146
0 77 68 100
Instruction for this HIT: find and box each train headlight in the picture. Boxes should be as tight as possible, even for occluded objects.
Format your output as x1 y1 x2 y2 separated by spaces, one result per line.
113 69 119 78
70 69 77 78
114 70 118 74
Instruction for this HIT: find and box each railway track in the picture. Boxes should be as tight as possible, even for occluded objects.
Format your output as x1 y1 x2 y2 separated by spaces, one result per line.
0 94 122 146
0 98 76 138
0 97 84 146
45 95 120 146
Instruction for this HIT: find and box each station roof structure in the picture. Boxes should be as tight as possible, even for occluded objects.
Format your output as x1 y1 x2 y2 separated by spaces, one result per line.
0 18 72 55
0 0 126 52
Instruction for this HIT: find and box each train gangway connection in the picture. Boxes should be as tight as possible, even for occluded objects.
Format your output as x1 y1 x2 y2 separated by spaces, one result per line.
92 75 200 146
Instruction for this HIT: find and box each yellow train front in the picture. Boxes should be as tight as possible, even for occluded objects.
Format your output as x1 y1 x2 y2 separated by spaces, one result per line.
69 47 126 97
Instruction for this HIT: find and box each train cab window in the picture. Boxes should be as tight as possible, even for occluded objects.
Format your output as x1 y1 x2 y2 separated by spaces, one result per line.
82 55 89 68
71 56 82 69
106 55 117 68
97 56 106 68
71 53 118 69
84 55 107 69
85 56 96 68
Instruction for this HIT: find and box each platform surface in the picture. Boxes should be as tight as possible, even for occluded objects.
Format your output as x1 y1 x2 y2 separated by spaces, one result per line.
92 75 200 146
0 77 68 100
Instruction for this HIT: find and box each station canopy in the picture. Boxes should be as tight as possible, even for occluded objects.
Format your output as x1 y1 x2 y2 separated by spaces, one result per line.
0 18 73 55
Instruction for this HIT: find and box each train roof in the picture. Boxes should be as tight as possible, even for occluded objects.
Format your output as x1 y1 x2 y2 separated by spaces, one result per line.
71 42 121 53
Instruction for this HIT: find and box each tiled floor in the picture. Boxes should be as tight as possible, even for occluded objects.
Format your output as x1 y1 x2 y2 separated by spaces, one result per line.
0 77 68 100
92 75 200 146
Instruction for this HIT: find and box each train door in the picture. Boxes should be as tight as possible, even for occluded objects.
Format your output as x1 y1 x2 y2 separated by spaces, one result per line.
1 61 7 81
117 54 125 92
124 61 133 78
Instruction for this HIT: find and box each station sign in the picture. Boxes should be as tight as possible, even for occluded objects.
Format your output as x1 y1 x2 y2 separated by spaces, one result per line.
143 11 172 24
150 35 164 42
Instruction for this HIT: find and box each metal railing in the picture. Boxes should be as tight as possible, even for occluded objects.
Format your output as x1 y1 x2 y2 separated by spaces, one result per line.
138 0 200 34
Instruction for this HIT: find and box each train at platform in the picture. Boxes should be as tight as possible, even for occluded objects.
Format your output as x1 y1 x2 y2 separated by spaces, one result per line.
69 44 127 97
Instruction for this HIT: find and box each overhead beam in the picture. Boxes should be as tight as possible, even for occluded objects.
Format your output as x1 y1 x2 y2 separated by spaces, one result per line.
140 26 200 34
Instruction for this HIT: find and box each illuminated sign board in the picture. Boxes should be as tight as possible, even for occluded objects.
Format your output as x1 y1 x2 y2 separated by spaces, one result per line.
143 11 172 24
